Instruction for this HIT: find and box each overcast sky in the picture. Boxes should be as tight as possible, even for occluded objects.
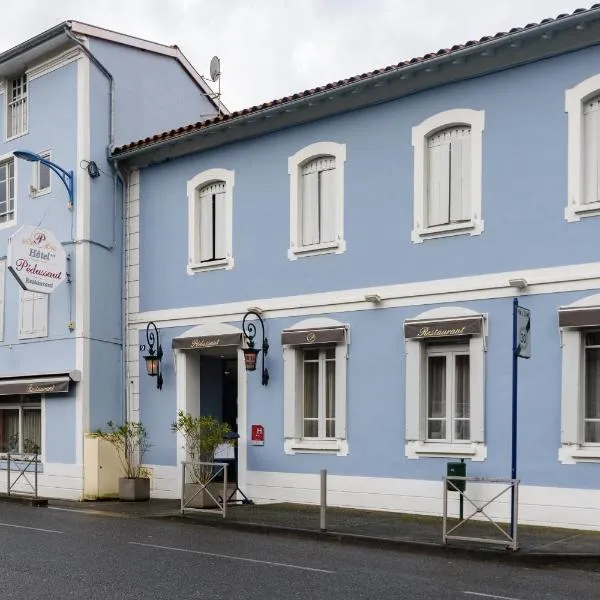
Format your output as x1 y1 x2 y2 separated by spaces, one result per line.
0 1 595 111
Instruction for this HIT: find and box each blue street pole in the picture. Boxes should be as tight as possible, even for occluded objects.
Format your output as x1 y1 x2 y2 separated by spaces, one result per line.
13 150 74 206
510 297 518 539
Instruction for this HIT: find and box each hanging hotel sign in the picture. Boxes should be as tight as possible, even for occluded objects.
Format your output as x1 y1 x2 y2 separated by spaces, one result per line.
7 225 67 294
404 317 483 339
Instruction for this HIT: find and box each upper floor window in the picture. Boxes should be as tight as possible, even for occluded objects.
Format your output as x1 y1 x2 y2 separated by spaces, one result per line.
411 109 484 243
186 168 234 274
0 156 15 226
33 150 51 197
565 74 600 221
6 74 28 139
288 141 346 259
18 289 48 339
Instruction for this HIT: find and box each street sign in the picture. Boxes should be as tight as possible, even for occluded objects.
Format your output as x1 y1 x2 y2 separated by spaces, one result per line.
7 225 67 294
516 305 531 359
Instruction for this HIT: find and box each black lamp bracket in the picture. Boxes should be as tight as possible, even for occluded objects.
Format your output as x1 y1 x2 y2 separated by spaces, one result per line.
242 310 269 386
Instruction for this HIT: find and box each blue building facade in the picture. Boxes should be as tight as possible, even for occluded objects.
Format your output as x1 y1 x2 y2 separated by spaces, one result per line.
0 21 222 498
112 6 600 530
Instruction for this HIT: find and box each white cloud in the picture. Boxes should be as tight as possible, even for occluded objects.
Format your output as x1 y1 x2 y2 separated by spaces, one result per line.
0 0 594 111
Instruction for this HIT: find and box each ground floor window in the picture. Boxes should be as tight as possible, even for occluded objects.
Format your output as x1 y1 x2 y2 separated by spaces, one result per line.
584 331 600 444
426 342 470 442
0 397 41 454
404 308 486 461
282 318 348 455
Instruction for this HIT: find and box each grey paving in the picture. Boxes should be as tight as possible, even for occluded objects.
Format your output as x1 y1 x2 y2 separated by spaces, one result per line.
40 496 600 566
0 502 599 599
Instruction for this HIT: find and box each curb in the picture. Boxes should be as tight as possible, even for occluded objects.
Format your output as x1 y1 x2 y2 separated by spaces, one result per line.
0 493 48 507
150 513 600 571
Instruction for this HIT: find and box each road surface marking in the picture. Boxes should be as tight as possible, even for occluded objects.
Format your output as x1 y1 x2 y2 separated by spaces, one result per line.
49 506 127 517
0 521 63 534
129 541 335 573
464 592 523 600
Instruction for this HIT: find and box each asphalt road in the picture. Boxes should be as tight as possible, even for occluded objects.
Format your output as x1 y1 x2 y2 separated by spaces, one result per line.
0 503 598 600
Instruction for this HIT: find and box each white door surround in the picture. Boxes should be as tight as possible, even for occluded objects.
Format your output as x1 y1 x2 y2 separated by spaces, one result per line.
173 322 247 496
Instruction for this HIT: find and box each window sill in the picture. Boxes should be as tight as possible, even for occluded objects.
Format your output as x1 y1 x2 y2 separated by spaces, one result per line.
187 257 234 274
558 444 600 464
0 218 17 232
288 239 346 260
5 130 29 143
565 201 600 223
411 219 484 244
405 441 487 461
284 438 348 456
32 189 51 199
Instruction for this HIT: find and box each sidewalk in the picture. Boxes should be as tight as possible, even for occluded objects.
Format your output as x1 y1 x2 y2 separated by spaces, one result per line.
34 496 600 569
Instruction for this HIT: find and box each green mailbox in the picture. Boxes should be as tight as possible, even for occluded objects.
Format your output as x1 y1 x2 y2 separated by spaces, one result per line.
446 461 466 492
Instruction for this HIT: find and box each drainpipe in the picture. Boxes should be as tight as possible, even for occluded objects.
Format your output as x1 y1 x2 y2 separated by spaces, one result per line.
65 26 128 423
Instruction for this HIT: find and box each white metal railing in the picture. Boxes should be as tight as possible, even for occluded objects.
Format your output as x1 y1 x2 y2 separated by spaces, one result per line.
180 461 229 518
442 476 519 551
4 454 40 498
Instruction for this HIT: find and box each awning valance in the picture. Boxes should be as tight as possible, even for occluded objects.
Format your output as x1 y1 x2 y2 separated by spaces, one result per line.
0 371 80 396
558 308 600 328
404 317 483 340
281 326 346 346
172 333 242 351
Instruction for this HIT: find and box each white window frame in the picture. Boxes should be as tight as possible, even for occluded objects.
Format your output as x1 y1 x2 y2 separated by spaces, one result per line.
186 168 234 274
18 289 48 339
405 307 487 460
0 397 42 457
565 74 600 222
411 109 485 243
558 293 600 463
0 153 16 230
32 150 51 197
288 141 346 260
5 74 28 141
283 317 348 455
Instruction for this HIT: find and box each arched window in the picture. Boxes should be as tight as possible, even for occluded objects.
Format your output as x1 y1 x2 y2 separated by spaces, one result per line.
412 109 484 243
288 141 346 259
186 168 234 273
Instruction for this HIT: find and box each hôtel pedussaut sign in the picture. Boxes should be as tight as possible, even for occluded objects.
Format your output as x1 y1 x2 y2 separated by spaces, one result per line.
8 225 67 294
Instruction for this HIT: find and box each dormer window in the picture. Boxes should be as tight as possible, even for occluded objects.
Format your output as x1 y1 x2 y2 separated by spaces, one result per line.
6 74 28 139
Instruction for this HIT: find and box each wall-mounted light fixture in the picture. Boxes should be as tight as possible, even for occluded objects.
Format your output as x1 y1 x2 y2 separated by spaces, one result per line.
364 293 382 304
14 150 74 206
143 321 163 390
509 277 528 290
242 310 269 386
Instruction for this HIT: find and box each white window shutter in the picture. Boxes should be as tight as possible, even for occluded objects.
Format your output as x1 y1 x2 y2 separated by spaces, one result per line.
583 99 600 205
19 291 47 338
301 171 319 245
334 342 347 440
33 293 48 336
405 339 424 441
283 347 301 439
213 190 226 259
561 329 581 445
469 335 485 443
427 141 449 226
450 134 472 222
199 190 213 261
319 167 337 243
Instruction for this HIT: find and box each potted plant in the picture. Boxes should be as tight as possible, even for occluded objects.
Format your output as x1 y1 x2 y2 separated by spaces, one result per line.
93 420 151 501
171 410 235 508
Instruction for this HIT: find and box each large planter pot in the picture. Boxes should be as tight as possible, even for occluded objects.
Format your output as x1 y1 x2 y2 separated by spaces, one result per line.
183 482 236 509
119 477 150 501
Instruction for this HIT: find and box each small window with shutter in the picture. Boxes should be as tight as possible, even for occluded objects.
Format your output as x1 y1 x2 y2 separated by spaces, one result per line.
426 127 471 227
197 181 226 263
186 168 234 274
18 290 48 339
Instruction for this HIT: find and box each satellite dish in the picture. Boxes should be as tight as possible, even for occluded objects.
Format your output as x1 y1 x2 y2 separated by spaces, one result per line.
209 56 221 82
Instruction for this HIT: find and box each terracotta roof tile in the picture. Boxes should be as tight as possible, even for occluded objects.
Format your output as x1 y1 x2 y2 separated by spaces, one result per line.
112 5 600 155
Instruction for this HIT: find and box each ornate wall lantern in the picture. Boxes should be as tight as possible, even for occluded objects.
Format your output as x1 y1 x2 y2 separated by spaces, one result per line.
143 321 163 390
242 310 269 386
